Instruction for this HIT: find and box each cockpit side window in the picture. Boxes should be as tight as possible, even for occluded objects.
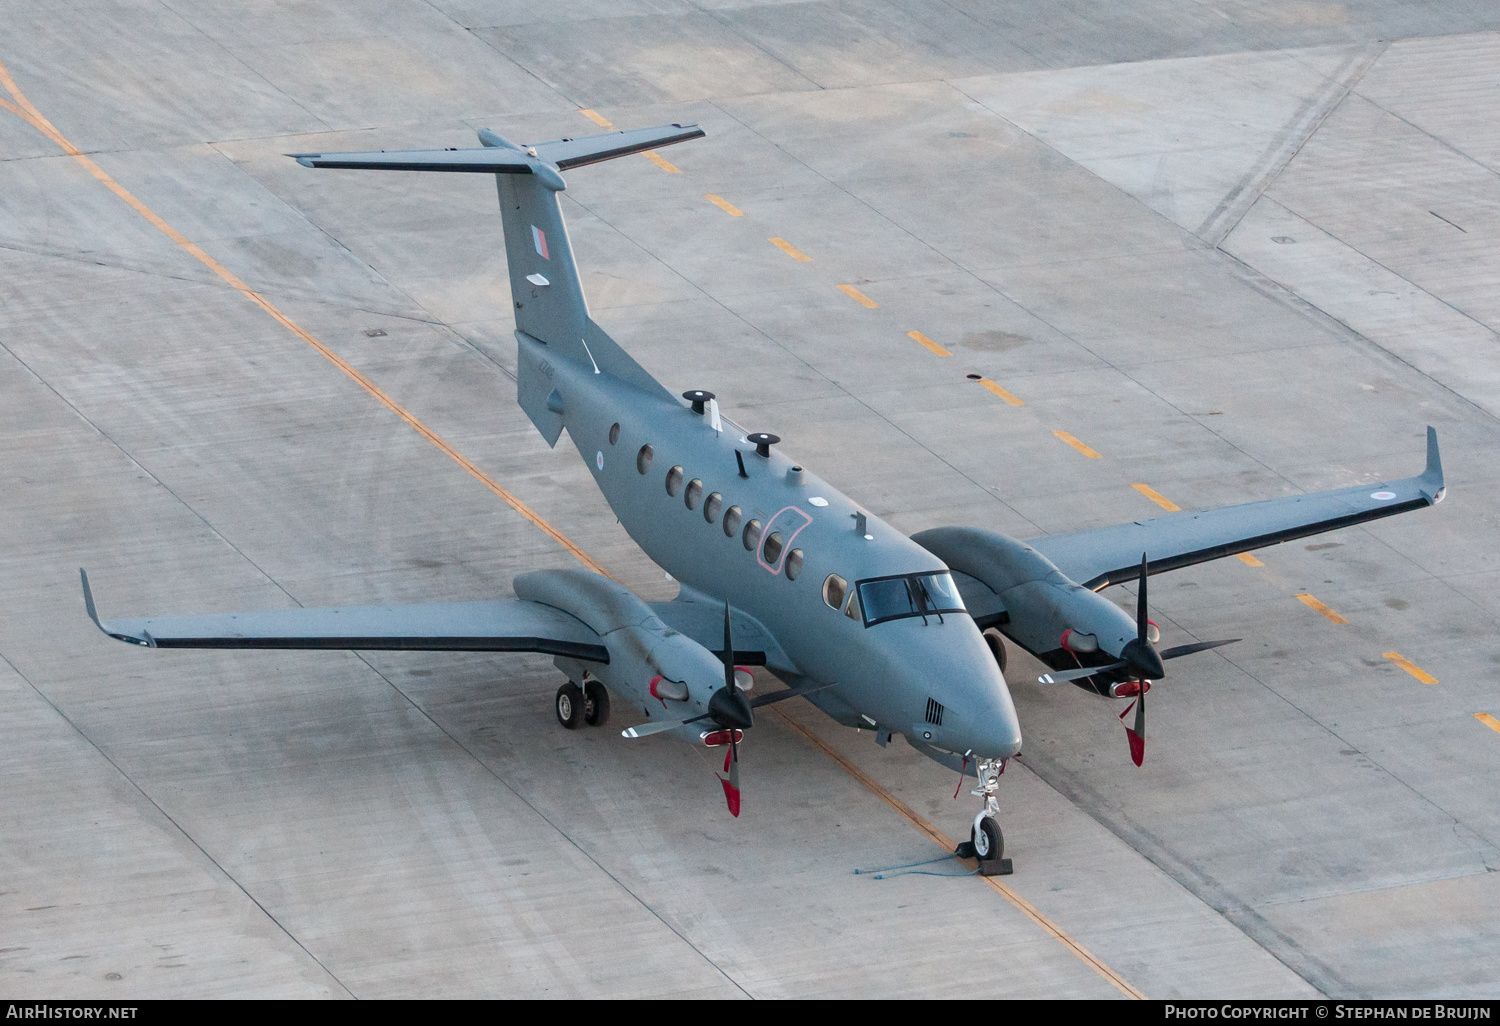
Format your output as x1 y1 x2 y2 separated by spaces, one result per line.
855 572 965 627
822 574 847 610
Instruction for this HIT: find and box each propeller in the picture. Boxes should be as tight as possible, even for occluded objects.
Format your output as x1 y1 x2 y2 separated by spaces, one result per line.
622 603 752 817
1035 553 1240 768
1124 553 1150 766
709 602 752 817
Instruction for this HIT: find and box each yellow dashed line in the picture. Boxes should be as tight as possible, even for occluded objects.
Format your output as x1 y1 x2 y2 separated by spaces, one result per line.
907 330 950 356
1295 593 1349 624
1053 431 1101 459
578 108 614 128
1236 553 1265 566
979 380 1025 406
769 237 812 262
1131 484 1181 512
769 708 1145 999
643 150 679 173
1384 652 1438 684
1475 713 1500 735
837 283 879 308
704 194 744 216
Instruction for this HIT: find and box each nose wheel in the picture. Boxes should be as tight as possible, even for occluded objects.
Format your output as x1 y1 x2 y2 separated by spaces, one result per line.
959 758 1013 876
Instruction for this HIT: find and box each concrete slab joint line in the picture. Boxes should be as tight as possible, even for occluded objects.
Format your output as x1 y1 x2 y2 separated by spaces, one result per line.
0 55 612 583
1198 41 1388 245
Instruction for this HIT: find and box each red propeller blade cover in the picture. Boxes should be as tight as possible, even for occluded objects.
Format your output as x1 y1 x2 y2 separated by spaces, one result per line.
719 777 741 818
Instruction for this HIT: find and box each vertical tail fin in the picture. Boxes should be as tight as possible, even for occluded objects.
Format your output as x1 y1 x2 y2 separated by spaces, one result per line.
290 122 703 416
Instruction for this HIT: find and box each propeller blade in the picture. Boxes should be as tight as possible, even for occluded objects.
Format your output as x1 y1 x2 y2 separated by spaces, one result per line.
723 602 736 693
1038 661 1126 684
1159 638 1241 660
623 719 690 738
1137 552 1148 644
1128 687 1146 767
749 681 835 708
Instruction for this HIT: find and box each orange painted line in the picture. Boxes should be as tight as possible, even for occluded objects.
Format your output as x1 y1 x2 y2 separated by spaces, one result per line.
643 150 679 173
906 330 950 356
0 57 614 582
979 380 1024 406
769 708 1145 999
837 283 879 308
1475 713 1500 735
704 194 744 216
1236 553 1265 567
1383 652 1437 684
578 108 614 128
1131 484 1181 512
768 237 812 262
1053 431 1101 458
1295 593 1349 624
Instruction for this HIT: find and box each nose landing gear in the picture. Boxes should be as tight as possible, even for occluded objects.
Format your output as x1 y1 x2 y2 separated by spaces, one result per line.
956 757 1013 876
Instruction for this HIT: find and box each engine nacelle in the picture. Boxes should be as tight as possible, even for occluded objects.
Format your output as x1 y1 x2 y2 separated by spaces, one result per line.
515 569 725 721
911 526 1140 667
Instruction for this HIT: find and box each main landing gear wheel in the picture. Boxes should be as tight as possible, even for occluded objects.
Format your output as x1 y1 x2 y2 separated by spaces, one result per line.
556 682 584 729
583 681 611 726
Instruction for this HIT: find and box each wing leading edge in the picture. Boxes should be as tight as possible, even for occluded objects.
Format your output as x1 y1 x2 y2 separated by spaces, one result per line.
1028 427 1445 590
80 571 608 662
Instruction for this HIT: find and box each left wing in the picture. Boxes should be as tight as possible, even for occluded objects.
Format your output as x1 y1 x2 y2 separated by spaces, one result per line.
81 571 608 662
1029 427 1444 590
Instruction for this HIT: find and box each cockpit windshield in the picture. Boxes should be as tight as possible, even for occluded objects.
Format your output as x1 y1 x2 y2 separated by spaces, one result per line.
856 572 966 627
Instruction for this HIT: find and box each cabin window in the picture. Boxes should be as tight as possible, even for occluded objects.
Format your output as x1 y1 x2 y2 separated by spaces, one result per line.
723 505 742 538
844 591 861 620
685 478 703 510
637 444 653 475
608 423 620 445
761 531 784 565
823 574 847 609
666 465 683 497
704 492 722 524
785 548 804 581
742 518 762 552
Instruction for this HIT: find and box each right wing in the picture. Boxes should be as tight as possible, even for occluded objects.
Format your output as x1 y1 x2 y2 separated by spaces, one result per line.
81 571 607 662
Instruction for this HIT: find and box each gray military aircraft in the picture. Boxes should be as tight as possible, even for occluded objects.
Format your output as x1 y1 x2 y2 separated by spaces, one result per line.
81 123 1444 872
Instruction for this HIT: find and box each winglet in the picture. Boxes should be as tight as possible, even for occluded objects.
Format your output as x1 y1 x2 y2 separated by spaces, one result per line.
80 569 153 647
1421 425 1445 503
80 568 103 632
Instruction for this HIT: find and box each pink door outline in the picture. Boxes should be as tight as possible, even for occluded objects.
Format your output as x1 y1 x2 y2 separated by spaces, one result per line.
756 506 813 575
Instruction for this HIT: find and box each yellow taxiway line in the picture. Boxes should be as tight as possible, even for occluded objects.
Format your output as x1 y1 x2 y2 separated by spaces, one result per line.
837 283 880 308
769 237 813 262
1 61 1142 998
1384 652 1438 684
1054 431 1102 459
907 330 950 356
705 194 744 216
979 379 1025 406
1131 483 1181 512
1295 593 1349 624
1475 713 1500 735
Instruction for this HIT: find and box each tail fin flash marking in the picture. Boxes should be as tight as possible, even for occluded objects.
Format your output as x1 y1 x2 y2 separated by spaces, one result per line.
532 225 549 260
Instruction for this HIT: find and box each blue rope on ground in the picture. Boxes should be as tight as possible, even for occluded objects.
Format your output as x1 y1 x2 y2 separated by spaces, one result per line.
854 854 978 879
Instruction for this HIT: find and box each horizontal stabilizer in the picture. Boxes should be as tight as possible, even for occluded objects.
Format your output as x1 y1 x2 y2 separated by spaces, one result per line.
290 124 704 183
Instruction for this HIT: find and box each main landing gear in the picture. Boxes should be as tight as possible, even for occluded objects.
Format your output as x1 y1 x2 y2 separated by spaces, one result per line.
555 678 611 730
954 757 1013 876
